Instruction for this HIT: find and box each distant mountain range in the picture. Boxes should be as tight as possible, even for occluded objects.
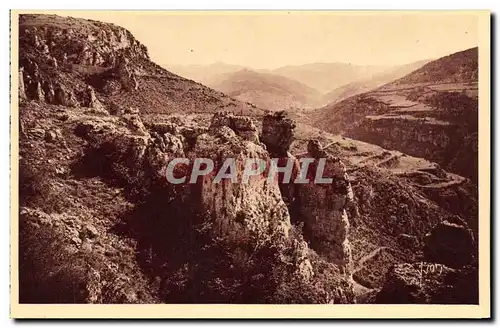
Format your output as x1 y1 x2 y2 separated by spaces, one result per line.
167 60 431 110
166 62 246 87
208 68 323 111
271 62 390 94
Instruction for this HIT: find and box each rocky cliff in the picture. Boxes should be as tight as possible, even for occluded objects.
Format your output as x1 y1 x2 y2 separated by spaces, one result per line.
18 14 357 302
18 14 261 116
261 112 355 274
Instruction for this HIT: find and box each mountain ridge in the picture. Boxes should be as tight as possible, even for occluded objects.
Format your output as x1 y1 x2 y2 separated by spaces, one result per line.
209 68 323 110
309 46 478 182
321 59 432 105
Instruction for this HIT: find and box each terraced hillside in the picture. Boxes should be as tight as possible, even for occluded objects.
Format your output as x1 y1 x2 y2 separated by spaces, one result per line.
310 47 478 182
290 122 478 301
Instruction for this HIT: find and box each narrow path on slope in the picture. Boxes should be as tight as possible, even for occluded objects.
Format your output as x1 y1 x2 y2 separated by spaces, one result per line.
414 173 466 190
353 246 389 275
351 246 391 300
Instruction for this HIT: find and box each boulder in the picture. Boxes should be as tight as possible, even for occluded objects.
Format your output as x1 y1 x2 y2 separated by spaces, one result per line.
81 224 99 239
376 262 478 304
423 217 475 268
44 128 62 143
398 233 419 250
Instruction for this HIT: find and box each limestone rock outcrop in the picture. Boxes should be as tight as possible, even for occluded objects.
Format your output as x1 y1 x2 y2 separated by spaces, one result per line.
260 112 300 209
261 110 295 156
192 113 290 243
209 111 259 143
296 140 354 273
19 14 149 106
75 112 344 288
261 112 355 274
20 14 149 68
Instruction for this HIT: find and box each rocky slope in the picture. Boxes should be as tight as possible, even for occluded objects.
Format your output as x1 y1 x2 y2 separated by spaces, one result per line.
19 102 359 304
310 47 478 182
19 14 262 117
17 14 478 305
321 59 430 105
209 69 323 110
289 123 478 303
18 14 356 304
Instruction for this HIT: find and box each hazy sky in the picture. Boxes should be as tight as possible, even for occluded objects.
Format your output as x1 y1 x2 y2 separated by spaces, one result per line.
45 11 478 69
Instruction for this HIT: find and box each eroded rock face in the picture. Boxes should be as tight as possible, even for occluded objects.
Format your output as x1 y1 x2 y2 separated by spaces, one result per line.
75 113 325 285
423 217 475 268
19 67 27 101
192 120 290 243
296 140 353 273
209 111 259 143
19 14 149 105
376 262 478 304
346 116 477 182
19 14 149 68
261 111 295 156
260 111 300 210
261 112 355 275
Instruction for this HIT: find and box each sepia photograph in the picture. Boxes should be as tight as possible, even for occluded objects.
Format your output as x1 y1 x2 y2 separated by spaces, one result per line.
10 10 490 319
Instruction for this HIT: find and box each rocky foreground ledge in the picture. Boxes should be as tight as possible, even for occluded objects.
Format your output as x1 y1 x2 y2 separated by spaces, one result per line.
19 101 478 304
20 103 359 303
